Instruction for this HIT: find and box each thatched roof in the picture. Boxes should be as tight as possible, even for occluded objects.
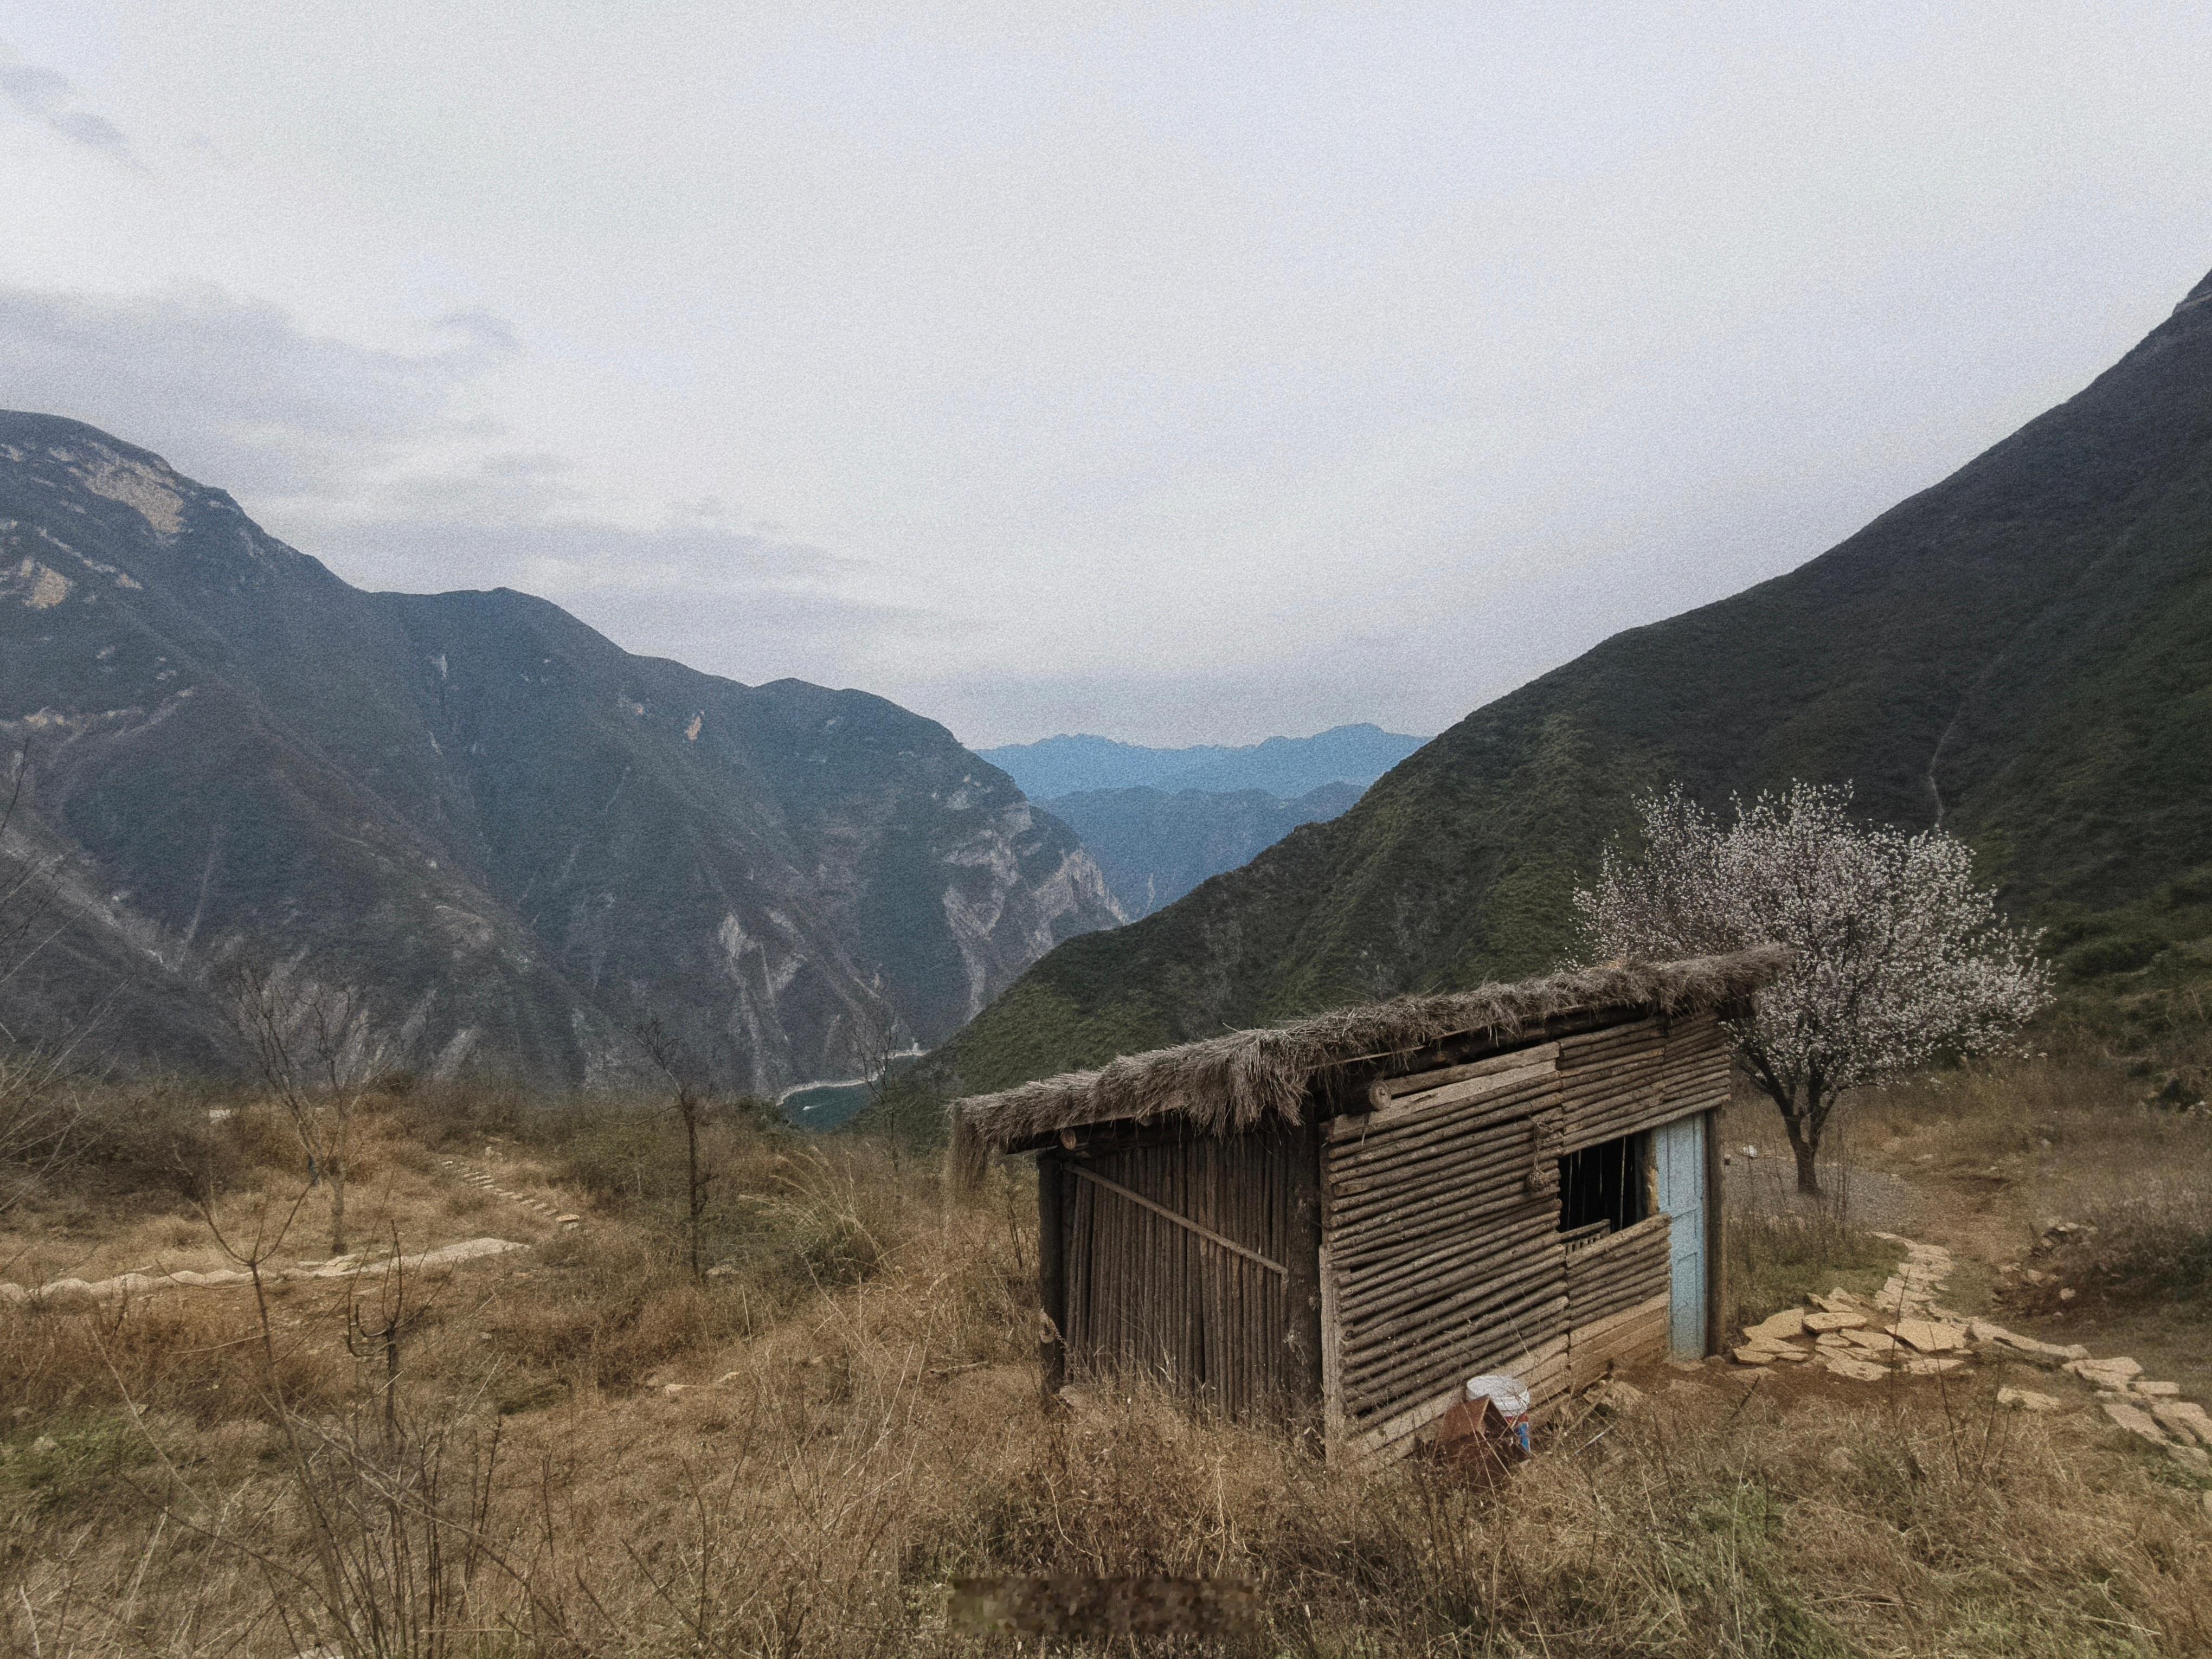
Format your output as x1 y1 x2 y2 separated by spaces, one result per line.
954 948 1784 1153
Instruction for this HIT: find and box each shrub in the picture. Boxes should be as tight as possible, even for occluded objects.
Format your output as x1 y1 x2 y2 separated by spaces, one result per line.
2063 933 2166 978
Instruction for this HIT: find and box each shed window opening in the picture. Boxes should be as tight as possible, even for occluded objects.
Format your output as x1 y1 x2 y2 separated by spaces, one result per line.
1558 1133 1648 1241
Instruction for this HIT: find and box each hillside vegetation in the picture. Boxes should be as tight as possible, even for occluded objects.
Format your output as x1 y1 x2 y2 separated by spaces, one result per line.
935 268 2212 1097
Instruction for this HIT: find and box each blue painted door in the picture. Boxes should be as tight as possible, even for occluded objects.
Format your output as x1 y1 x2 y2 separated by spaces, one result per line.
1651 1115 1708 1356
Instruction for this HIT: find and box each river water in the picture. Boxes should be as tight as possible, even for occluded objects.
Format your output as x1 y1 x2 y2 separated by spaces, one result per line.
775 1046 925 1131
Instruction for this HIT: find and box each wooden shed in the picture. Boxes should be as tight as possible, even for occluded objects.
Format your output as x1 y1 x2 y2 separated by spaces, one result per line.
951 948 1783 1461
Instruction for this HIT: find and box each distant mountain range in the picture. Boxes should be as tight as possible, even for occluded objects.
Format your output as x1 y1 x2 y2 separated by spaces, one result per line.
1041 781 1360 919
932 264 2212 1097
0 413 1122 1090
978 724 1425 801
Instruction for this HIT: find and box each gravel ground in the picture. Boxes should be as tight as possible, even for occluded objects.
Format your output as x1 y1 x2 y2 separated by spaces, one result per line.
1720 1144 1920 1233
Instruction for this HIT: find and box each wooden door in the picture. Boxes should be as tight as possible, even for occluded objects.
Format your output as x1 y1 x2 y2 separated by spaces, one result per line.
1058 1126 1300 1418
1651 1114 1708 1356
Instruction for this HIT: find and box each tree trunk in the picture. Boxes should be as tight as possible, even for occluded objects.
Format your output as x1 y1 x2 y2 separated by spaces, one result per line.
1790 1135 1821 1198
684 1107 703 1285
1751 1070 1825 1198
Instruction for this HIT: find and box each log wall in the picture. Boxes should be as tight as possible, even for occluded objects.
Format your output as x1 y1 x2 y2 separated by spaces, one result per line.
1319 1009 1732 1459
1558 1012 1730 1153
1565 1293 1671 1390
1322 1060 1568 1449
1565 1212 1670 1329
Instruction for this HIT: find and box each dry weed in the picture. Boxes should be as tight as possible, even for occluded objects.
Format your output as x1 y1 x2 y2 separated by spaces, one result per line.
5 1085 2210 1657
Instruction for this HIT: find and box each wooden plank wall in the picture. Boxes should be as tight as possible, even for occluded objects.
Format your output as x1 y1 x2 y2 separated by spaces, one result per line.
1322 1057 1568 1450
1321 1009 1733 1459
1565 1212 1671 1328
1062 1122 1301 1419
1559 1012 1730 1153
1565 1294 1671 1390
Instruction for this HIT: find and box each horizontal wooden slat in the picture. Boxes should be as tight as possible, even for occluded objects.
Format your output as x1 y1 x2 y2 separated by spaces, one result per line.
1336 1208 1562 1336
1334 1197 1561 1296
1343 1280 1568 1416
1328 1131 1553 1212
1327 1077 1559 1167
1568 1212 1669 1264
1558 1017 1664 1065
1345 1322 1570 1455
1566 1294 1670 1389
1363 1040 1560 1111
1328 1180 1562 1275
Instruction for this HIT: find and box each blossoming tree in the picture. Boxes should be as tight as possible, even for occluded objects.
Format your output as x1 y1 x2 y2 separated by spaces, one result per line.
1575 782 2051 1195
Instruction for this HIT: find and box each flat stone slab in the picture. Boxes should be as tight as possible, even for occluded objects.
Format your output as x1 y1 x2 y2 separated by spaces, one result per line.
2102 1400 2170 1446
1902 1356 1967 1377
2067 1356 2145 1387
1819 1352 1890 1383
1805 1310 1868 1333
1893 1318 1970 1354
2128 1380 2182 1398
1588 1379 1647 1412
2150 1401 2212 1446
1997 1387 2060 1412
1733 1338 1810 1364
1744 1308 1807 1342
1980 1328 2090 1364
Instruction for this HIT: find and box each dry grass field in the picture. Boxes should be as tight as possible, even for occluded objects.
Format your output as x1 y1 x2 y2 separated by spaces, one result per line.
3 1058 2209 1658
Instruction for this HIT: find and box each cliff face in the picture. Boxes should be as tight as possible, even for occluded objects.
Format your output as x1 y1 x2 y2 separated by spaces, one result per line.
0 413 1121 1090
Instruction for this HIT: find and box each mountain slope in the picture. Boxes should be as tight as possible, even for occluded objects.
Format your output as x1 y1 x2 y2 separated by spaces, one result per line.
979 723 1424 801
975 734 1238 799
935 267 2212 1095
1165 725 1426 796
1040 781 1361 918
0 414 1121 1089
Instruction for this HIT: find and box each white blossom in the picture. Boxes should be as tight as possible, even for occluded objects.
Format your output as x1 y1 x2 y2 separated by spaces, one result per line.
1573 782 2052 1193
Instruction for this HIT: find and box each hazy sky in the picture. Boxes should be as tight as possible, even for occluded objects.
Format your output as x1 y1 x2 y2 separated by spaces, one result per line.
4 4 2208 747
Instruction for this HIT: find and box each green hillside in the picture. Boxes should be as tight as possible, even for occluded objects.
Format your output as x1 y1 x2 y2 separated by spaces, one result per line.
932 266 2212 1098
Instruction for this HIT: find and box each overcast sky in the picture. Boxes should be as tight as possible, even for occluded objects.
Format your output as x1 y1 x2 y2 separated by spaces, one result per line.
4 4 2208 747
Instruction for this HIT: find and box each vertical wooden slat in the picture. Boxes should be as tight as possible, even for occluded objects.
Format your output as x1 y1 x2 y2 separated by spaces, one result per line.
1037 1150 1066 1394
1280 1115 1325 1423
1051 1123 1304 1422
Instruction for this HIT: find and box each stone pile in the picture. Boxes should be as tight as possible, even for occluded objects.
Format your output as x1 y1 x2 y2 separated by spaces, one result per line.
1728 1231 2212 1479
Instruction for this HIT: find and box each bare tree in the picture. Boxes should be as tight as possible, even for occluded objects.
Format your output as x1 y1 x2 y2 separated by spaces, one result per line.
635 1018 718 1284
223 960 389 1256
1575 782 2051 1195
0 742 93 1215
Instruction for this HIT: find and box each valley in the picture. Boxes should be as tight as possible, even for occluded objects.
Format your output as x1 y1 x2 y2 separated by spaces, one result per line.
9 14 2212 1656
